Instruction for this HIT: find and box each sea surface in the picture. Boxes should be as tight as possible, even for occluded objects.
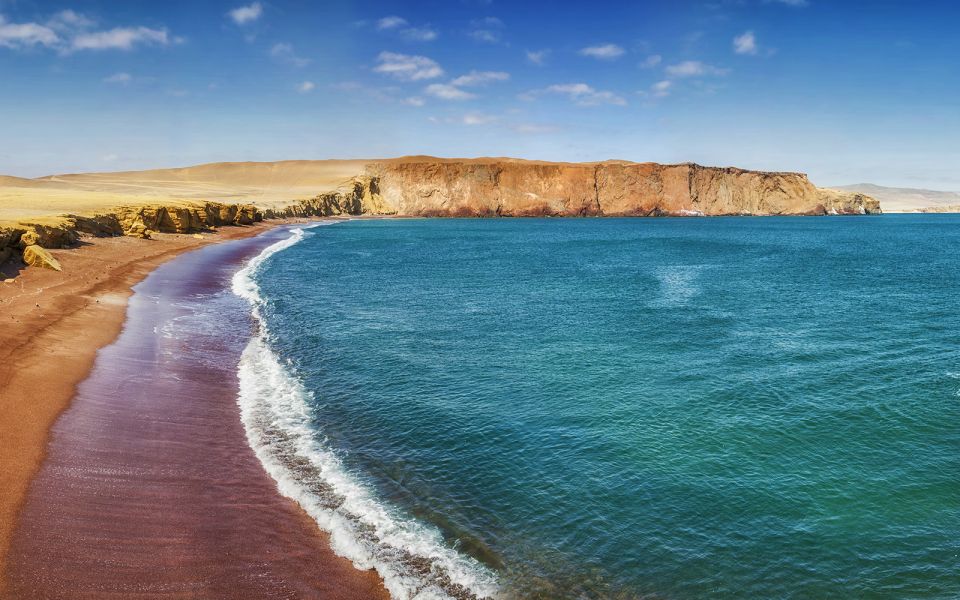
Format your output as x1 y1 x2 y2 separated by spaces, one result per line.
235 216 960 599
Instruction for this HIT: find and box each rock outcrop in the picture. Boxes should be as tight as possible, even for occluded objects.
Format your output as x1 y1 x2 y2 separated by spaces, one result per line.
816 189 883 215
262 176 394 219
115 203 263 237
365 158 882 217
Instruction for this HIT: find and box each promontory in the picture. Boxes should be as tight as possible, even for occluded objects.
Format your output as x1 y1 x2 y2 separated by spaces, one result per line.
0 156 881 268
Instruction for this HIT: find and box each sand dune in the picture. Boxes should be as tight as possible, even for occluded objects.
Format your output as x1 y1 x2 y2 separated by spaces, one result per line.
0 160 369 226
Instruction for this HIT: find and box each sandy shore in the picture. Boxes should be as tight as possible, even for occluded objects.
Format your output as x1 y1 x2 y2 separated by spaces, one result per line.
0 223 387 598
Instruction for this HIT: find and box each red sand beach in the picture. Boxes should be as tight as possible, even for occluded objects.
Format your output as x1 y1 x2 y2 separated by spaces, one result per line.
0 223 388 598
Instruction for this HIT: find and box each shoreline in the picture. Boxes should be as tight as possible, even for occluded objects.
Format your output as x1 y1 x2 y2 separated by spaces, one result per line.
0 220 386 598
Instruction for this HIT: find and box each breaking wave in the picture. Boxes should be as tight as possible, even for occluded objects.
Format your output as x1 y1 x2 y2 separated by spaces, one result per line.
231 224 499 600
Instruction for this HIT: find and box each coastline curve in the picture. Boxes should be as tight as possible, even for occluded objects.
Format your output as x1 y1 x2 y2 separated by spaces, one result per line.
232 223 500 600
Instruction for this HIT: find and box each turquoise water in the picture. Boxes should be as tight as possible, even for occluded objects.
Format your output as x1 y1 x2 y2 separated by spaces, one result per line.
250 216 960 599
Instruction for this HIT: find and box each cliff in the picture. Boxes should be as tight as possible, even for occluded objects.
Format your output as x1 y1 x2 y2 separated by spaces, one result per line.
0 157 880 274
366 158 881 217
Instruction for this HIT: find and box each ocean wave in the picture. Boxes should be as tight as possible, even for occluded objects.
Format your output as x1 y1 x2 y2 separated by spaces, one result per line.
231 224 500 600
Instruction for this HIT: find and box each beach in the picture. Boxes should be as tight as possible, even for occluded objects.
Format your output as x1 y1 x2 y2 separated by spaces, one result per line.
0 222 387 598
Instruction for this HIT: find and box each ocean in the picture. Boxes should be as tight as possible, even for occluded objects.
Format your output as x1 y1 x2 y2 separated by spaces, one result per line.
234 216 960 599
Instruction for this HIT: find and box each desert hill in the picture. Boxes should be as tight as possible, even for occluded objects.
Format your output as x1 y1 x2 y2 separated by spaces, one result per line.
835 183 960 213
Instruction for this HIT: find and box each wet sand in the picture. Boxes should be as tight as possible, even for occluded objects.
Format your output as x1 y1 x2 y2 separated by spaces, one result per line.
1 224 388 598
1 227 271 584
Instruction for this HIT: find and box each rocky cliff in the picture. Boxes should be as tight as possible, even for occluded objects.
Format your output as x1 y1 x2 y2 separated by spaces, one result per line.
366 158 882 217
0 158 881 274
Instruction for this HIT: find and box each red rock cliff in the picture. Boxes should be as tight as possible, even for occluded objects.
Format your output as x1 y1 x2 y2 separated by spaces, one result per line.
364 158 881 217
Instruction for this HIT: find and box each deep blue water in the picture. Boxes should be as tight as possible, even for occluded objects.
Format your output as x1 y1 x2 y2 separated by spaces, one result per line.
252 216 960 599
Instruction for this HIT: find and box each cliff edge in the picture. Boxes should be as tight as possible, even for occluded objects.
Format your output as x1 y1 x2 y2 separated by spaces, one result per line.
367 158 881 217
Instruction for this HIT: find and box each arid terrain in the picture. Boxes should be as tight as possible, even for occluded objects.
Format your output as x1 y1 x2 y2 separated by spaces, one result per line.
1 157 881 269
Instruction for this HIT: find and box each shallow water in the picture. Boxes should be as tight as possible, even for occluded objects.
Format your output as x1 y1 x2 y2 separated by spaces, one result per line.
246 216 960 598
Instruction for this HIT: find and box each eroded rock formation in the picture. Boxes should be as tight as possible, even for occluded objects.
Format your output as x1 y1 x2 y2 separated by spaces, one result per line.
366 159 882 217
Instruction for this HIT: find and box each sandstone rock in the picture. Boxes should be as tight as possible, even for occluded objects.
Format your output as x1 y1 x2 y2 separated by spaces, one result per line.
124 222 153 239
817 189 883 215
205 203 238 226
19 231 39 248
15 224 80 248
67 214 124 237
0 227 25 248
364 158 881 217
22 244 62 271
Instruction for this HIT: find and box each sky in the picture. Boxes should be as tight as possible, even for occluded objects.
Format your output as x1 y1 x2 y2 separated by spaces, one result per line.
1 0 959 189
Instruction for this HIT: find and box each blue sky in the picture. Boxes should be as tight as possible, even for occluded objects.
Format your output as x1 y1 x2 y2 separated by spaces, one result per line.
1 0 958 188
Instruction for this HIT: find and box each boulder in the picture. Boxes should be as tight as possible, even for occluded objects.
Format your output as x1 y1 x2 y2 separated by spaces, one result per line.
125 222 153 239
19 231 39 248
15 224 80 248
22 245 62 271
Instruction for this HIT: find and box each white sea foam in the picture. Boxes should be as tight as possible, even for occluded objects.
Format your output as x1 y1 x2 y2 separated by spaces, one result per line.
232 225 499 600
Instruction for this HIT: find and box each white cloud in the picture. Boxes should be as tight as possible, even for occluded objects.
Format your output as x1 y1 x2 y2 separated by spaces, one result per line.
767 0 809 6
228 3 263 25
651 80 672 97
102 153 118 162
526 49 549 65
579 43 625 60
71 26 169 51
377 16 408 30
461 112 497 125
48 10 95 31
528 83 626 106
375 16 436 42
640 54 662 68
468 16 504 43
450 70 509 87
0 16 59 48
0 11 176 53
400 27 437 41
103 72 132 84
424 83 475 100
297 81 315 93
733 31 757 55
469 29 501 44
403 96 425 107
664 60 728 77
374 51 443 81
270 43 310 67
